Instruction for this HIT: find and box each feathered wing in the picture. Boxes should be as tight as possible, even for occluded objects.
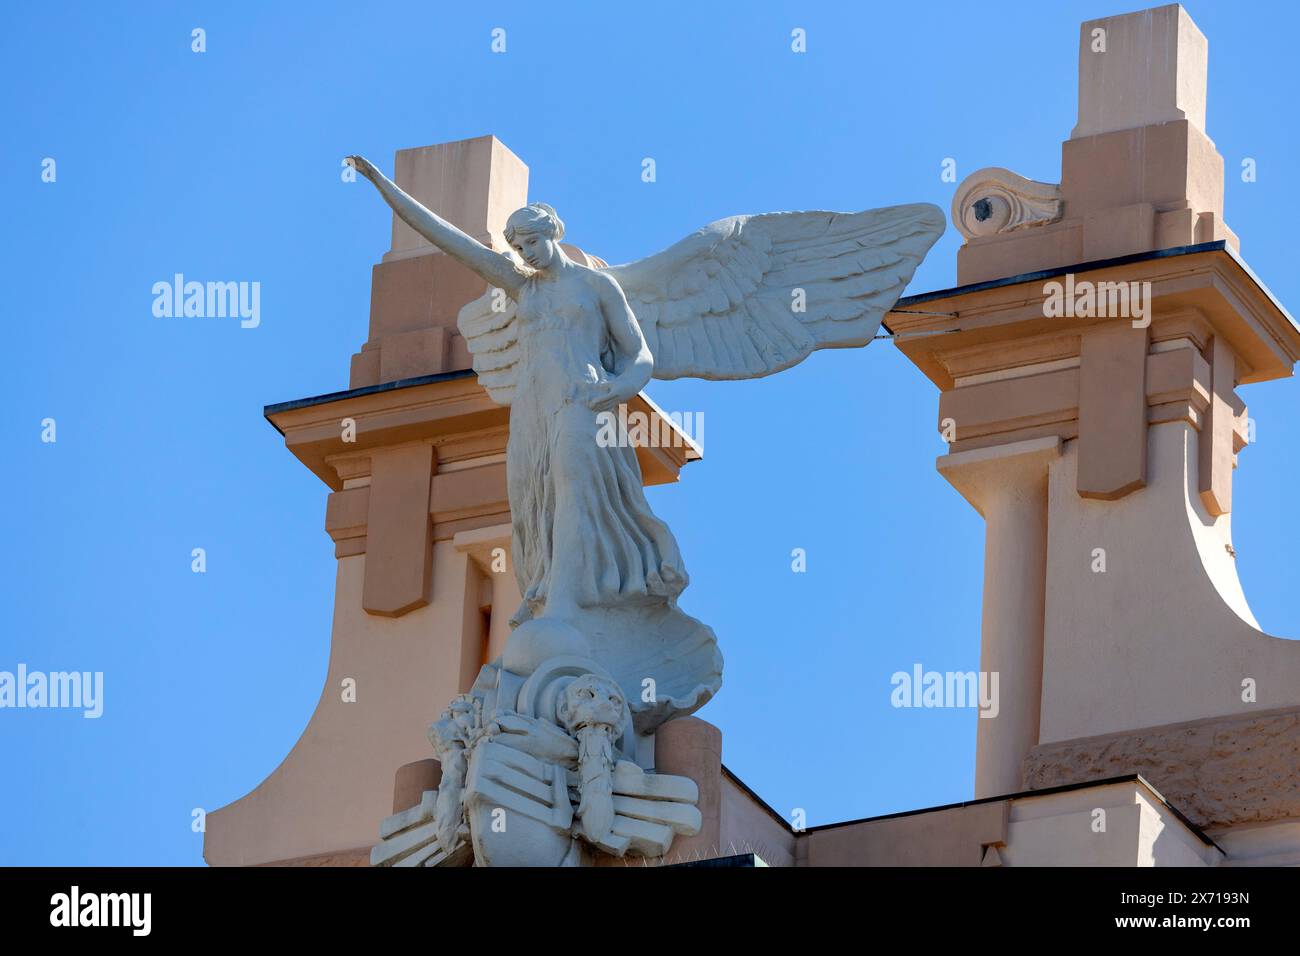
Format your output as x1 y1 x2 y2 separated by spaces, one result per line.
457 284 520 405
603 203 946 381
456 204 945 401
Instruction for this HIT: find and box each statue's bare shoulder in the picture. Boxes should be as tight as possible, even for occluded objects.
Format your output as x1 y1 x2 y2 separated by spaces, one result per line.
575 263 629 307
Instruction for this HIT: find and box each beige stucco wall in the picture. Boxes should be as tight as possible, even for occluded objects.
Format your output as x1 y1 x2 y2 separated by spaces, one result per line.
205 543 520 866
1039 421 1300 745
796 779 1219 867
1000 782 1215 867
1210 820 1300 867
719 775 796 867
803 799 1007 867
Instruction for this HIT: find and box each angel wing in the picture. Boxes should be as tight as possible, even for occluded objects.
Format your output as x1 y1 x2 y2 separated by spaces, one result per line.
608 203 945 380
456 204 945 402
457 272 522 405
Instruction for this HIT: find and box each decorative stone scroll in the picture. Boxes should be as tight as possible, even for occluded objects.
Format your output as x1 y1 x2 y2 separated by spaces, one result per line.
952 167 1062 240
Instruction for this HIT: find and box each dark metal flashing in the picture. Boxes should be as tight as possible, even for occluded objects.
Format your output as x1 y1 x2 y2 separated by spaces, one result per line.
262 368 478 435
723 763 1219 853
667 852 764 868
721 763 796 834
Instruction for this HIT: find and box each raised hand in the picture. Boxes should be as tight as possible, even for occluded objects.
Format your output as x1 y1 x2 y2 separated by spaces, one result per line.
345 154 380 184
344 153 526 296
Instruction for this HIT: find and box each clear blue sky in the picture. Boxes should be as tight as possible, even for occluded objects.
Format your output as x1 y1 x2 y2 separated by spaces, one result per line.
3 1 1298 865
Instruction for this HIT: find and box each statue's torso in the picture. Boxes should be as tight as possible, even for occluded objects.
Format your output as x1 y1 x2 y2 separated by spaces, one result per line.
513 268 610 400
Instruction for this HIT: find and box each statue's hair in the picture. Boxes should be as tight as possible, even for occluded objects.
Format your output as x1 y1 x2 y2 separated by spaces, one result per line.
504 203 564 244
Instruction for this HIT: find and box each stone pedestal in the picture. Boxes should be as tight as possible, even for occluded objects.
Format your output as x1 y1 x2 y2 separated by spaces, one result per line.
653 717 724 860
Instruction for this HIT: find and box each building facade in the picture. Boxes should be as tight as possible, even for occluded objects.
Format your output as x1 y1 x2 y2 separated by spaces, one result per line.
205 4 1300 867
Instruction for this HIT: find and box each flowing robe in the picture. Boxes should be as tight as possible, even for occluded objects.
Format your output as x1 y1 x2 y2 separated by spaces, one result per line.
506 269 686 621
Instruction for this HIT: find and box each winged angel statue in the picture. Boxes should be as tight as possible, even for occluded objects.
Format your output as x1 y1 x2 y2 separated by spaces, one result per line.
349 154 944 866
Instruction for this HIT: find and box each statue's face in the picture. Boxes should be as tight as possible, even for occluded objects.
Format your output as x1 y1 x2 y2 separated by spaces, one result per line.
558 674 624 731
511 230 557 270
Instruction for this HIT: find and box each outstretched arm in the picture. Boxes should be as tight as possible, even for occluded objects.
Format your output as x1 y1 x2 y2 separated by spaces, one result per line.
346 155 527 297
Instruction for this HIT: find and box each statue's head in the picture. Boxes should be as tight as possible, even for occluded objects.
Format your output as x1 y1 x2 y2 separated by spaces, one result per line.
504 203 565 270
427 694 479 750
557 673 625 733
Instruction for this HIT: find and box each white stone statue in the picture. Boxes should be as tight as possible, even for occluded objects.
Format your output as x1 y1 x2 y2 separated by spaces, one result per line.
350 154 944 866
